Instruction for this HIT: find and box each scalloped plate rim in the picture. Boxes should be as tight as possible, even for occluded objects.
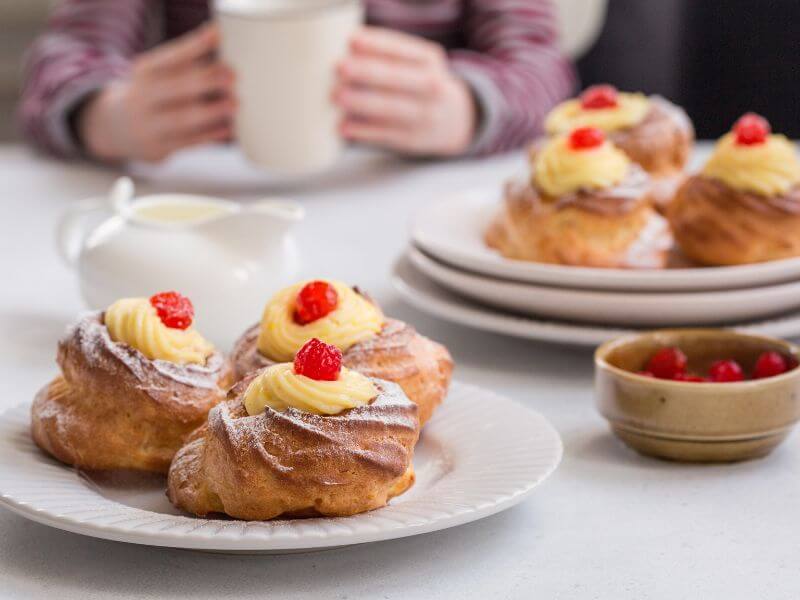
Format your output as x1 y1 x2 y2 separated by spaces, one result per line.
410 187 800 292
391 254 800 347
0 382 562 552
407 246 800 327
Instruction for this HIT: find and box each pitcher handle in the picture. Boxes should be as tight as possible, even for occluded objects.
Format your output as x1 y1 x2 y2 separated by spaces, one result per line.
55 197 108 267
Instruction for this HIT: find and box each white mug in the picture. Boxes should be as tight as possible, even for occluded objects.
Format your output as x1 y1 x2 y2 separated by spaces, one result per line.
215 0 363 174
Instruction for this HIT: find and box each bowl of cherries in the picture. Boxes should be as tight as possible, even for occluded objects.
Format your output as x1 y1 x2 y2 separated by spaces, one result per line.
594 329 800 462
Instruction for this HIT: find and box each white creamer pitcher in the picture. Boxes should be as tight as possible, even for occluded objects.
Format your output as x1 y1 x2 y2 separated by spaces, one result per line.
57 177 304 348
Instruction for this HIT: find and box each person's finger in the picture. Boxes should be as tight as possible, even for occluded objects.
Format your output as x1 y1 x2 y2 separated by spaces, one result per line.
349 26 445 66
339 118 415 152
336 56 439 97
136 23 220 75
156 96 237 137
148 62 235 107
333 86 424 126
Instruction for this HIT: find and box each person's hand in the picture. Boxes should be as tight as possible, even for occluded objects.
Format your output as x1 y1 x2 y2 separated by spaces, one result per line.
333 27 476 157
77 24 236 163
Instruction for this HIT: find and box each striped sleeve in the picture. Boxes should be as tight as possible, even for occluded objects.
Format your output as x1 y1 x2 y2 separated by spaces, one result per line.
17 0 155 158
449 0 576 156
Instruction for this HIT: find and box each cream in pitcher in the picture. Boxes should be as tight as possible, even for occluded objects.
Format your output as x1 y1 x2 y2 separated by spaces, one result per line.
215 0 363 174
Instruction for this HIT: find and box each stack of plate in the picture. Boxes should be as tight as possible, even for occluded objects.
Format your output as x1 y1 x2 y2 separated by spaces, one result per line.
393 188 800 346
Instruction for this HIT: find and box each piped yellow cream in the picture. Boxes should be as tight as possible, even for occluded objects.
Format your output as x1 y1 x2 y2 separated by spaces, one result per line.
545 92 650 134
533 134 631 197
104 298 214 365
257 280 384 362
243 363 377 416
702 133 800 196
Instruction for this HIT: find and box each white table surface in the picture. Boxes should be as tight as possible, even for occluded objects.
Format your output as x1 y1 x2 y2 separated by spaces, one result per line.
0 143 797 600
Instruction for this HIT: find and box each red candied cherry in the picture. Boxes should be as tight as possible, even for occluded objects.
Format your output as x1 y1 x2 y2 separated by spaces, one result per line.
580 84 619 109
294 338 342 381
708 359 745 383
568 127 605 151
673 373 707 383
753 351 789 379
733 113 770 146
294 281 339 325
645 347 688 380
149 291 194 330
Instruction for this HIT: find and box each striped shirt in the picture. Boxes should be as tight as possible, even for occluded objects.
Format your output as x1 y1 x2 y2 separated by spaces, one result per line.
18 0 575 158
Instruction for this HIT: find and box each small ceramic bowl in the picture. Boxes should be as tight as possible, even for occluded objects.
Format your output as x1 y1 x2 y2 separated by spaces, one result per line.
595 329 800 462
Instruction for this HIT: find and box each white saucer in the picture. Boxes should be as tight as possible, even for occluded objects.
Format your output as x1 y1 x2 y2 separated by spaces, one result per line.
408 246 800 327
410 187 800 292
392 255 800 347
0 383 561 553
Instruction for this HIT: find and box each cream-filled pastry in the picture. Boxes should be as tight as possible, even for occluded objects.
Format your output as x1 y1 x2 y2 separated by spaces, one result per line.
105 296 214 364
533 126 630 196
257 280 383 362
168 338 419 520
545 87 651 134
700 128 800 197
486 126 673 268
31 291 230 473
243 340 377 416
541 85 694 210
229 280 452 425
669 113 800 266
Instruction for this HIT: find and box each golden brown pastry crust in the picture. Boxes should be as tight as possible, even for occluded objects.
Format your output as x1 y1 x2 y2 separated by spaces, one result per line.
229 318 452 425
668 175 800 265
485 169 673 268
609 97 694 178
167 374 419 520
30 313 231 473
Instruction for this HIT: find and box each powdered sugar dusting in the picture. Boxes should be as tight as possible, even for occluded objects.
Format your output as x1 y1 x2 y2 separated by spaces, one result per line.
625 211 674 268
71 312 225 389
345 319 411 355
214 378 417 475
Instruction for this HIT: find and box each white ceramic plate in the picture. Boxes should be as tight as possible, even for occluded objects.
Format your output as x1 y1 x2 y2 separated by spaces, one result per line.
410 187 800 292
392 255 800 347
0 383 561 553
408 246 800 327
